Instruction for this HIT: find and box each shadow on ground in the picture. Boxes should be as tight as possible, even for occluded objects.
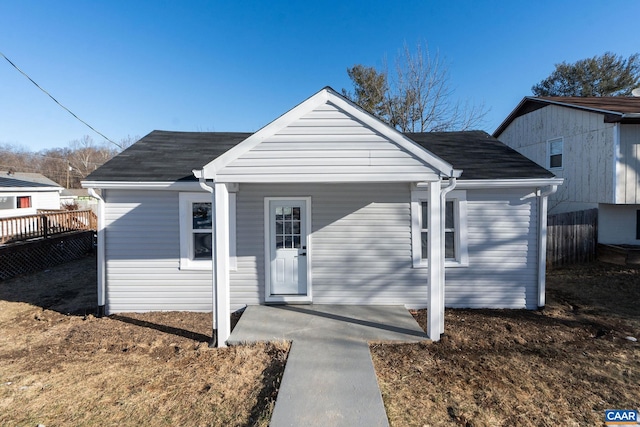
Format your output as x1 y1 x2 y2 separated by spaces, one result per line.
0 253 98 316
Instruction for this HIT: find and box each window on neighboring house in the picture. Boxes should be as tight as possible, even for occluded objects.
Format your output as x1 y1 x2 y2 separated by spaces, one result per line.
0 196 14 210
548 138 563 169
411 189 468 268
179 192 236 270
636 210 640 240
17 196 31 209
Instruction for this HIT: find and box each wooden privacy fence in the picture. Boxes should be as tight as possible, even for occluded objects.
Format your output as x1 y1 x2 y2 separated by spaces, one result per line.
547 208 598 267
0 210 97 245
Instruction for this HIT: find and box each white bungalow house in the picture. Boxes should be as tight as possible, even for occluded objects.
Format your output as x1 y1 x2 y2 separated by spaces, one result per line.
494 96 640 246
83 87 562 347
0 171 62 219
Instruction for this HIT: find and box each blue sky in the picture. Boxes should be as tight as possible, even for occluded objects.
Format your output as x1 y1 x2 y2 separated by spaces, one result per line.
1 0 639 151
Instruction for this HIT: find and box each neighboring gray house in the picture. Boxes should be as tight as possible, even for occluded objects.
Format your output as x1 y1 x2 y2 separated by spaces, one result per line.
83 87 561 346
494 97 640 246
0 171 62 219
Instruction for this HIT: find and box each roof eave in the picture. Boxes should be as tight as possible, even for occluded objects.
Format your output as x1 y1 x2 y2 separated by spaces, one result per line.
454 178 564 189
81 180 204 191
0 186 63 192
493 97 540 137
617 113 640 124
494 97 637 137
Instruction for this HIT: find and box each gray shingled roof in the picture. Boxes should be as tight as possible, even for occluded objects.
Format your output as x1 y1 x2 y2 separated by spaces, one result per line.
407 131 554 179
86 129 553 182
0 172 61 188
85 131 251 182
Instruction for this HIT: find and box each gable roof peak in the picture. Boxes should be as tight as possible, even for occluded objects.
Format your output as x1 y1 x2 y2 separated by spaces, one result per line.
202 87 460 179
494 96 640 137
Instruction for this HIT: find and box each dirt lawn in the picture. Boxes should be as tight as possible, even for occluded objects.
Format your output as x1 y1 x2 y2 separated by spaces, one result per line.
1 256 639 426
372 262 640 426
0 255 288 426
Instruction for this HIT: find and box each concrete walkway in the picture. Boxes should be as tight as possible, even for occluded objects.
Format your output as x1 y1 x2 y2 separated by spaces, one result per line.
227 305 428 427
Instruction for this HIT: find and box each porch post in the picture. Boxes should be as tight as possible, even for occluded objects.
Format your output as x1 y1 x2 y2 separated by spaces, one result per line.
212 182 231 347
537 185 558 308
427 179 443 341
88 188 106 317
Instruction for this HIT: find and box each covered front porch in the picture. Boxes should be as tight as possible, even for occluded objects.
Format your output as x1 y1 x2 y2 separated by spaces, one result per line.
197 88 461 347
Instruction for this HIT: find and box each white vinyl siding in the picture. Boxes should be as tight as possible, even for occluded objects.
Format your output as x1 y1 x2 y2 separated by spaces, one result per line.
35 190 62 210
234 184 538 309
102 185 540 313
444 189 538 309
235 183 425 304
104 190 213 313
216 102 439 183
0 190 61 219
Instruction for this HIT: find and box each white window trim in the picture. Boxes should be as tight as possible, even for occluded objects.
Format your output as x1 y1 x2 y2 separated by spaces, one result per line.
411 189 468 268
179 192 237 271
547 137 563 170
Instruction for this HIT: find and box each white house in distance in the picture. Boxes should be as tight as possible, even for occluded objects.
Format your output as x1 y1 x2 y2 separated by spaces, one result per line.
494 97 640 246
83 87 562 347
0 171 62 219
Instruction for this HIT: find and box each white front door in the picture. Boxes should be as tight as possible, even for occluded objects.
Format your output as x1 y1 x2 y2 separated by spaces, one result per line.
266 198 310 302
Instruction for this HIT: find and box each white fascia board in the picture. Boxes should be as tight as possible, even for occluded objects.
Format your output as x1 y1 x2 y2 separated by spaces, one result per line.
435 178 564 189
2 186 62 192
81 181 204 191
202 87 461 179
214 172 440 183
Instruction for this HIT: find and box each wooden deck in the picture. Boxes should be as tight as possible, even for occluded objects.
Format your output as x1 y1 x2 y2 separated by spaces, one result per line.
0 210 97 244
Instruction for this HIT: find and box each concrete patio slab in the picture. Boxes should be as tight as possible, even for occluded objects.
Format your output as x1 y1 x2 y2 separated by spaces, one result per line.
227 304 428 345
227 305 429 426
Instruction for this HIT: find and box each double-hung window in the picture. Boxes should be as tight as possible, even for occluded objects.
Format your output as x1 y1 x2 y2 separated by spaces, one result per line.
179 192 237 270
548 138 563 169
191 202 213 260
411 189 468 268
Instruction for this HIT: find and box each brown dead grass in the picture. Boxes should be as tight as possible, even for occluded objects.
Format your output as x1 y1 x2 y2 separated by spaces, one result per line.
0 255 289 426
3 256 639 426
372 262 640 427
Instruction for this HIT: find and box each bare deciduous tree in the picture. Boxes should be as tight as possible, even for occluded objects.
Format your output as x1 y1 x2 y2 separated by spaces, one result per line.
343 42 488 132
0 135 135 188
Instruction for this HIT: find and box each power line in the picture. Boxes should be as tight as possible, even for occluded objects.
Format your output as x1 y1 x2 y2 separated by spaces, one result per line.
0 50 121 149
